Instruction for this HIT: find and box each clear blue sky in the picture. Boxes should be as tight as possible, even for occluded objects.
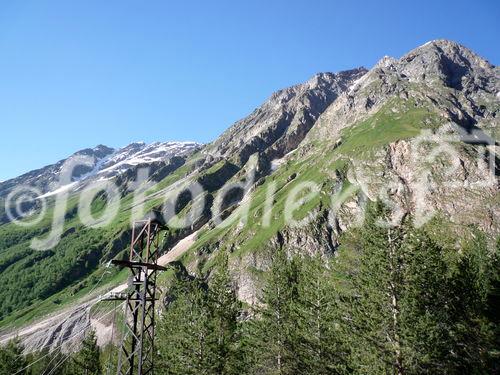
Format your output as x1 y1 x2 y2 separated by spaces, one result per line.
0 0 498 180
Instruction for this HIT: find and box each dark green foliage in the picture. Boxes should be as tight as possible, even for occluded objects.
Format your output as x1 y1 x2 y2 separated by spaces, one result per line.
70 329 102 375
244 250 350 375
206 252 242 375
444 231 500 372
0 227 108 320
155 210 499 374
156 251 241 375
334 202 410 373
0 338 27 375
25 350 70 375
334 202 499 374
292 255 350 374
244 248 302 375
8 204 499 374
157 277 211 374
489 238 500 372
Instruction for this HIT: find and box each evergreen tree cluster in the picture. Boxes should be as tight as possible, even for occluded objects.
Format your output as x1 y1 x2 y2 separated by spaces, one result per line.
155 203 499 374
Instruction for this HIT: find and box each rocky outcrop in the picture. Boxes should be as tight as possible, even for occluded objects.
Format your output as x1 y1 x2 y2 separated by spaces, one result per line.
205 68 368 168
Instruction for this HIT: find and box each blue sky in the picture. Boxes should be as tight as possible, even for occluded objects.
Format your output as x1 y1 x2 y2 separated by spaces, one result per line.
0 0 498 180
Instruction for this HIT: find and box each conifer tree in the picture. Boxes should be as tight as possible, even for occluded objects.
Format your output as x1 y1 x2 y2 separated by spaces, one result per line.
157 253 242 375
335 202 408 374
0 337 27 375
245 247 301 375
335 202 499 374
400 227 461 374
442 230 499 373
156 275 213 375
207 251 242 375
292 255 350 374
71 329 102 375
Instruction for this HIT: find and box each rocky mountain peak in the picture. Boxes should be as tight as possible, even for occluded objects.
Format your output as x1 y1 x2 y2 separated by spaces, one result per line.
374 55 397 69
305 39 499 149
410 39 493 68
398 39 497 91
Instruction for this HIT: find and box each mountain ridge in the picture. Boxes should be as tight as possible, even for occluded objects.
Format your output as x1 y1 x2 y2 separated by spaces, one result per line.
0 39 498 353
0 141 201 197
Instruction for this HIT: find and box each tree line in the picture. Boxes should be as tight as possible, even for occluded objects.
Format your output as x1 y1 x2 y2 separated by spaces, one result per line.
155 203 499 374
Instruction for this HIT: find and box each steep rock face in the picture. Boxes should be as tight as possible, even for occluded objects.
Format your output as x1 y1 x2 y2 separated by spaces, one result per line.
341 137 498 231
305 40 499 237
205 68 368 167
399 40 496 92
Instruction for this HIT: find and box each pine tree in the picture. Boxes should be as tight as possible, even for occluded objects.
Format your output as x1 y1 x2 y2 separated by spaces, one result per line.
244 247 302 375
0 337 27 375
397 225 497 374
334 202 499 374
156 275 213 375
156 253 242 375
71 329 102 375
400 227 460 374
443 230 499 373
207 251 242 375
335 202 408 374
292 255 350 374
27 350 70 375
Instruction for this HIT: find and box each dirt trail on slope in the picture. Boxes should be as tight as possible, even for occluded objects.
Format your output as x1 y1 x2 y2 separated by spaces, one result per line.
157 231 197 266
0 230 198 352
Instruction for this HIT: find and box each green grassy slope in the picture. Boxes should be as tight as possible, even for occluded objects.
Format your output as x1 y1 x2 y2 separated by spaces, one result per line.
185 98 443 267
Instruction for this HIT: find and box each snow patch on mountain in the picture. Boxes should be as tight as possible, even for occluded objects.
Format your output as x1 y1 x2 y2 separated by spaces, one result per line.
26 141 201 199
96 141 199 177
37 182 79 199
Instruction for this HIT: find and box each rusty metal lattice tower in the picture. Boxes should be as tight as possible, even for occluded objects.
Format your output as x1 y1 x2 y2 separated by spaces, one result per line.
109 218 166 375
